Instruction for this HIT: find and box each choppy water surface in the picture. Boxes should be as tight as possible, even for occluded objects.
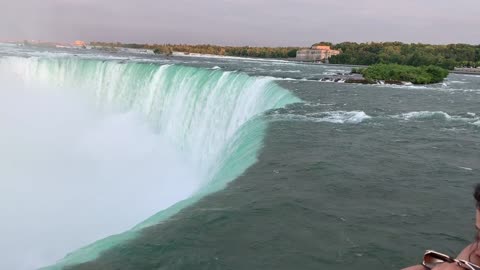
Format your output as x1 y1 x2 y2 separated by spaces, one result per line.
0 44 479 270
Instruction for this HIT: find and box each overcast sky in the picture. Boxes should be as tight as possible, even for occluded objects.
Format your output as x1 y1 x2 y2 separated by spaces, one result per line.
1 0 479 46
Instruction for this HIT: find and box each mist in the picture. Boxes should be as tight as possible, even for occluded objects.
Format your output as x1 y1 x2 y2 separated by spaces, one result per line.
0 71 199 269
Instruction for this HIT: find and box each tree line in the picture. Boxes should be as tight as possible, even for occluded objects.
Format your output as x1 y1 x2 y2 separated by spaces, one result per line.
355 64 449 84
90 42 299 59
90 41 480 70
327 42 480 70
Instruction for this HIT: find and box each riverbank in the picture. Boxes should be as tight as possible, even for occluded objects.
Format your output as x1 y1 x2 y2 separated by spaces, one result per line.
451 67 480 75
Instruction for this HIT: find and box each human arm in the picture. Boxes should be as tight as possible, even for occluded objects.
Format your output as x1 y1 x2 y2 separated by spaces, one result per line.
456 244 476 261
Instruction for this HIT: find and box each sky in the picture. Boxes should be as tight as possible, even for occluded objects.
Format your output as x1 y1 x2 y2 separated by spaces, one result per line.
1 0 479 46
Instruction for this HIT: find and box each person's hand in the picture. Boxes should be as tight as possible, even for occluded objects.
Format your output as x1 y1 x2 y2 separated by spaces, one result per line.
432 262 464 270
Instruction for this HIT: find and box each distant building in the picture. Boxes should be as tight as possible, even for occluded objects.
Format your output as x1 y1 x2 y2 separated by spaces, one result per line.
296 45 341 62
311 45 332 51
73 40 87 47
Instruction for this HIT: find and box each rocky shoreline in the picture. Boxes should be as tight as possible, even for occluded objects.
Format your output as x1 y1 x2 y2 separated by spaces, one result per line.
318 72 406 85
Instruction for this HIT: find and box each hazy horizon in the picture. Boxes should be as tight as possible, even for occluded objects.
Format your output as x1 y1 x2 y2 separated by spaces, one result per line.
1 0 479 46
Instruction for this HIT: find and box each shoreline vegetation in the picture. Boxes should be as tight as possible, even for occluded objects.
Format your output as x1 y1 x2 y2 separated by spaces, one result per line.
90 42 300 59
90 41 479 84
328 42 480 70
352 64 449 85
91 41 480 70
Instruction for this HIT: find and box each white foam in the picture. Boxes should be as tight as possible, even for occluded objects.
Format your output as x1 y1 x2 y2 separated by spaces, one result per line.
273 111 371 124
0 42 18 47
396 111 452 121
322 72 337 76
393 111 480 126
461 74 480 78
311 111 371 124
371 82 480 93
269 77 297 81
325 69 349 73
305 102 335 107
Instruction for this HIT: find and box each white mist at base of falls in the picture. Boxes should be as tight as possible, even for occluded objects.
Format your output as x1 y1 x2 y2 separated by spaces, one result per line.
0 76 199 270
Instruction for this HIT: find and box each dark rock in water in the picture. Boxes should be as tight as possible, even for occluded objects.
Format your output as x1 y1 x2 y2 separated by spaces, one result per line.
345 78 375 84
334 78 341 82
